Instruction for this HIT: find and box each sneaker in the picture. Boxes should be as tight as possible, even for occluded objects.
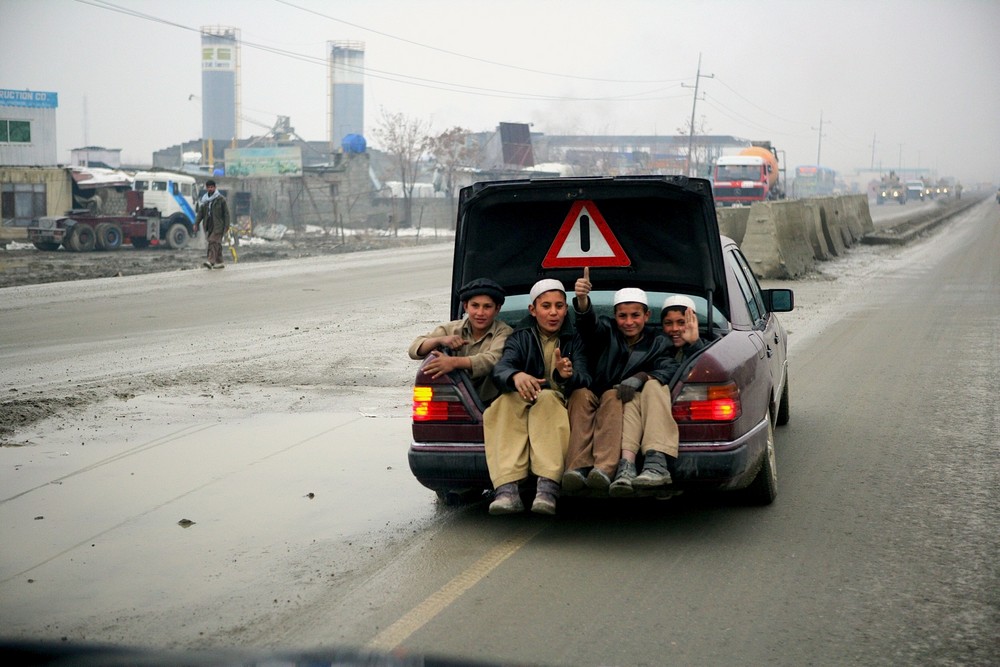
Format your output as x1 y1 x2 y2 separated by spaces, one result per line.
632 451 672 489
585 468 611 492
489 483 524 515
609 459 637 497
561 468 588 494
212 263 225 269
202 261 213 269
531 477 559 515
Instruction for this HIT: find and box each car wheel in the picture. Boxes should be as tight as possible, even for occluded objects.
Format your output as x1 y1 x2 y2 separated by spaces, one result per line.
166 223 190 249
33 241 61 251
742 411 777 506
776 377 790 426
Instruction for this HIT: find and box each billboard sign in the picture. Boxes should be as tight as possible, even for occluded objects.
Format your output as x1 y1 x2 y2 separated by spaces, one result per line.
223 147 303 177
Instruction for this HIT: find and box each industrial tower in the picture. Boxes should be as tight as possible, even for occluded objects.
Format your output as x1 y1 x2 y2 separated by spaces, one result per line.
200 26 241 144
327 41 365 146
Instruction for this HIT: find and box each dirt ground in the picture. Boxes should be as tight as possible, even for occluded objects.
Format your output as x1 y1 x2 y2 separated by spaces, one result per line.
0 227 452 289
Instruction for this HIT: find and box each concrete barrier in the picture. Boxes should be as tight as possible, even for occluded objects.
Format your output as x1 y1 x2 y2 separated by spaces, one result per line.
716 206 750 245
739 200 815 279
801 200 839 260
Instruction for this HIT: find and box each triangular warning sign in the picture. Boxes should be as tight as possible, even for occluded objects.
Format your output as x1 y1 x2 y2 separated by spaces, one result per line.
542 200 631 268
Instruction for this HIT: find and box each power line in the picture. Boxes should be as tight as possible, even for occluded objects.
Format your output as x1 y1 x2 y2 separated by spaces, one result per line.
274 0 688 85
75 0 694 104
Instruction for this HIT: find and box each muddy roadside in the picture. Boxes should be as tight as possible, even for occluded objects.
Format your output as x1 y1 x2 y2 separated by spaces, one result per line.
0 228 453 289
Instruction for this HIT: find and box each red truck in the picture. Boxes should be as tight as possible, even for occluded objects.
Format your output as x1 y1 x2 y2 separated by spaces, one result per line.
712 142 785 206
27 191 190 252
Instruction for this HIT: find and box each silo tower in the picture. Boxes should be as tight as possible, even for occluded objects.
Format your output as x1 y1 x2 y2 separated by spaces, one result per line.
328 41 365 145
200 26 241 144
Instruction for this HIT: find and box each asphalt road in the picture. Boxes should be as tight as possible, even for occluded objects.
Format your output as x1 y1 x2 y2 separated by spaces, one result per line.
0 200 996 665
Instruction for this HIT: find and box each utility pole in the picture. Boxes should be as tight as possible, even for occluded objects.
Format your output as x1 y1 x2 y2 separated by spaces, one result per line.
811 111 828 165
870 132 877 170
682 53 713 177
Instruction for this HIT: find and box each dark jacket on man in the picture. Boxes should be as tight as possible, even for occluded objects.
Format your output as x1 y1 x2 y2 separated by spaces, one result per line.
196 192 230 238
573 300 675 393
491 318 590 396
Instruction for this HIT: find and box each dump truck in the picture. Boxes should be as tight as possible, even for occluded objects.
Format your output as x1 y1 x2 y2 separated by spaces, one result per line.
712 141 785 206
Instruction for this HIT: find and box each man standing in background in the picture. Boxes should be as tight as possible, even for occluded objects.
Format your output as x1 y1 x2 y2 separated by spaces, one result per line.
196 179 230 269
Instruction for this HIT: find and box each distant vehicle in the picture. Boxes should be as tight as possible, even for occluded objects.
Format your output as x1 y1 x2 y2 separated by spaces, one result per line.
131 171 199 246
712 141 785 206
28 211 169 252
408 176 794 506
876 173 907 205
906 180 926 202
792 165 837 198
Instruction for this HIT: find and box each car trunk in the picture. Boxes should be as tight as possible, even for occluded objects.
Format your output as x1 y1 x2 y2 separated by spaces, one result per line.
449 176 730 328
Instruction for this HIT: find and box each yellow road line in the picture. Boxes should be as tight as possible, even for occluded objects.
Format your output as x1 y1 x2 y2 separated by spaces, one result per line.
366 523 544 651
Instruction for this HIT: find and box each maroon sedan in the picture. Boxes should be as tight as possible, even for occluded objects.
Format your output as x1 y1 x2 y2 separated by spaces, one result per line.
409 176 793 505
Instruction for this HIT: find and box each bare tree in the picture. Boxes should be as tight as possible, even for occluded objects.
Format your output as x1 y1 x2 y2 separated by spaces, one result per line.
427 126 476 229
372 108 430 236
677 114 712 177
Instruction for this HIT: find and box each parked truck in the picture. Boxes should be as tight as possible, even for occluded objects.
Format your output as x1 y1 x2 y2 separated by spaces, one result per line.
131 171 198 243
711 141 785 206
27 172 200 252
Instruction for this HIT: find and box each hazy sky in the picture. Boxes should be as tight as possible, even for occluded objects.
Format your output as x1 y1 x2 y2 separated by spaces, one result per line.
3 0 998 184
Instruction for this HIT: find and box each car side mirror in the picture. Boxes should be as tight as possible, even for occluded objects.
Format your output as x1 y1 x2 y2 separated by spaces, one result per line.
763 288 794 312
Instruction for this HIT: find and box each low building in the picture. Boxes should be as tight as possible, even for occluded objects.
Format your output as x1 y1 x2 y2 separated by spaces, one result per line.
0 88 58 166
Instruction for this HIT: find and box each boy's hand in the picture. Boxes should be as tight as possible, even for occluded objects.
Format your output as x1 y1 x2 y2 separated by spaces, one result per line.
423 350 461 378
554 348 573 379
682 307 700 344
574 267 591 311
513 372 545 402
439 334 467 350
616 375 643 403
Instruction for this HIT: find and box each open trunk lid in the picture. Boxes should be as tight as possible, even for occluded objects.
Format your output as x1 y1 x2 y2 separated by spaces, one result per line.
449 176 729 323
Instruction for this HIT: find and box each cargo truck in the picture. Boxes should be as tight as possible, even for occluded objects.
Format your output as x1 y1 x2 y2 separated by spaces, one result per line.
712 141 785 206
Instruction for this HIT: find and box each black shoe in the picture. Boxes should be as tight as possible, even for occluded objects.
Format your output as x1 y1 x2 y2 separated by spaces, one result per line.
586 467 611 491
633 451 672 488
561 468 588 494
609 459 637 497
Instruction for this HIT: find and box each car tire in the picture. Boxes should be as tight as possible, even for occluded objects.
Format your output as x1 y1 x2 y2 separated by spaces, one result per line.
165 223 189 249
741 411 777 506
32 241 61 251
776 377 790 426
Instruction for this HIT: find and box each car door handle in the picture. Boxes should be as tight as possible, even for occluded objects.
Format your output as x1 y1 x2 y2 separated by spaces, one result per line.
766 345 774 358
773 332 780 344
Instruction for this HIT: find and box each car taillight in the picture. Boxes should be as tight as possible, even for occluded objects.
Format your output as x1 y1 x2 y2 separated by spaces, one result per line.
412 385 476 422
672 382 742 422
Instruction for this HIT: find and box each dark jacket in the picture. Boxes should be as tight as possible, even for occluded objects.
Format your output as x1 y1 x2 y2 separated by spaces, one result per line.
491 318 590 396
654 338 708 385
573 300 675 393
196 193 230 237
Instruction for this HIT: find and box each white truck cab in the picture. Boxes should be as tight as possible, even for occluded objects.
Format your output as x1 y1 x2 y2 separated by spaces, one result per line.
132 171 198 225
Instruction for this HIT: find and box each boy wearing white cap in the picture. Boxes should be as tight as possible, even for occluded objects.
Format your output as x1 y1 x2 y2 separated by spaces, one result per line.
611 294 706 495
565 267 676 495
484 279 590 515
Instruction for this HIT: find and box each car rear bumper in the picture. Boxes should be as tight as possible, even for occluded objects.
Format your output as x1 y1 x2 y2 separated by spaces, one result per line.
408 416 771 494
408 444 490 494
